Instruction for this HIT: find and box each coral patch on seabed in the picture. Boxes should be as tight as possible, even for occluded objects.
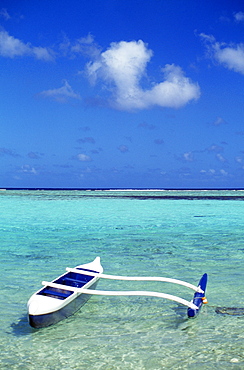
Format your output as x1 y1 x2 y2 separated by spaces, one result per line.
215 307 244 316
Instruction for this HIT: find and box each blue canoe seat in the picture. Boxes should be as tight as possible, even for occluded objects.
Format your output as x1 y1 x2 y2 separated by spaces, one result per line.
62 277 88 287
42 288 72 299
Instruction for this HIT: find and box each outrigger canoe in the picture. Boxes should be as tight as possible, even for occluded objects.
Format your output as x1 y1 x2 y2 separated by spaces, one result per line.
28 257 103 328
27 257 207 328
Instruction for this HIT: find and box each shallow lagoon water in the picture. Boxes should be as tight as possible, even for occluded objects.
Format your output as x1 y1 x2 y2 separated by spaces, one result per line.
0 190 243 369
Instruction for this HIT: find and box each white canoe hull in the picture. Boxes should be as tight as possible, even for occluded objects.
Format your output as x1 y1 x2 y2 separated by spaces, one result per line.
27 257 103 328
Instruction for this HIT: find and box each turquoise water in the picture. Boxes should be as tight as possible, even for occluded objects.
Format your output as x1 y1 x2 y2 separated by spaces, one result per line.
0 189 243 369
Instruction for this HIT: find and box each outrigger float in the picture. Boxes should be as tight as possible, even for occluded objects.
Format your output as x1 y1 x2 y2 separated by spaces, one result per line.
27 257 208 328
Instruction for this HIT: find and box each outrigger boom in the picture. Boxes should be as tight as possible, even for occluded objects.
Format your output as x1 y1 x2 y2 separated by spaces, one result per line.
66 268 204 293
42 280 199 310
42 267 207 312
28 257 208 328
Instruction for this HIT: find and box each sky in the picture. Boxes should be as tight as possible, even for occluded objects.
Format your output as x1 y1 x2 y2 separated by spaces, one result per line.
0 0 244 189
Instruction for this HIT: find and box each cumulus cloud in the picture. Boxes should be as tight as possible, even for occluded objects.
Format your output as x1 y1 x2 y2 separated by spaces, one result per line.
200 168 228 177
86 40 200 111
0 30 54 61
19 165 37 175
212 116 227 126
118 145 129 153
234 11 244 22
39 80 81 103
235 156 243 163
0 8 10 20
27 151 43 159
77 137 95 144
216 153 227 163
183 152 194 162
220 169 228 176
0 147 20 157
200 33 244 75
206 144 224 153
60 33 101 59
77 153 92 162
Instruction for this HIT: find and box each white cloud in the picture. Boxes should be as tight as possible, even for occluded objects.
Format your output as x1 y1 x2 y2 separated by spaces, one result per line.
77 137 95 144
201 168 229 177
216 45 244 74
0 30 54 61
32 46 54 61
212 116 227 126
0 147 20 157
200 33 244 75
183 152 194 162
86 40 200 110
206 144 224 153
200 169 216 175
59 33 101 58
20 165 37 175
71 34 101 58
234 11 244 22
77 154 92 162
216 153 227 163
220 169 228 176
118 145 129 153
39 80 81 103
0 8 10 20
235 156 242 163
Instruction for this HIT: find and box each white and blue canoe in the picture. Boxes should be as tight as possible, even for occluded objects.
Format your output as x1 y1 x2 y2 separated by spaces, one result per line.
27 257 207 328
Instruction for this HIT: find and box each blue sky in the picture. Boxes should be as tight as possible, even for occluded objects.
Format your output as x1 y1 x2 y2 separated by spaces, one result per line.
0 0 244 189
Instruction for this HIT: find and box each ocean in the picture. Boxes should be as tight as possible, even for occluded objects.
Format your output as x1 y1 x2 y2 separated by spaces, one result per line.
0 189 243 369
